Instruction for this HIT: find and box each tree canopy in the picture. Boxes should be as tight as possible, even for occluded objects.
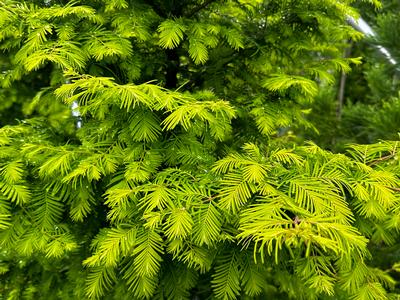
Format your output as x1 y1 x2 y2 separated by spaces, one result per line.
1 0 400 299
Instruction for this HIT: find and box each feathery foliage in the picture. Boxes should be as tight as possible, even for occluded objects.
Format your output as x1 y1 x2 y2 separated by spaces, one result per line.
1 0 400 299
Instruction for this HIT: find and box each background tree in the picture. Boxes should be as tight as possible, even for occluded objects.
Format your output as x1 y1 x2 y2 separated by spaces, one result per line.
304 0 400 148
1 0 400 299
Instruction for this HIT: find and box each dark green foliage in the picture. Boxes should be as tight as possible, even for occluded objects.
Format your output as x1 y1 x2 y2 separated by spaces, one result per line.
1 0 400 299
303 0 400 149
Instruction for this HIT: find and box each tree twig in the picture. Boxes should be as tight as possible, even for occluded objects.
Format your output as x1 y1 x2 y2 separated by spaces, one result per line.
368 153 396 166
336 41 353 121
386 186 400 193
186 0 217 17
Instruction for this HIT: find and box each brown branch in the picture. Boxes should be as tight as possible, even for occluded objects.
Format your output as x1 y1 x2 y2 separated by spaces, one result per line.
386 186 400 193
368 153 396 166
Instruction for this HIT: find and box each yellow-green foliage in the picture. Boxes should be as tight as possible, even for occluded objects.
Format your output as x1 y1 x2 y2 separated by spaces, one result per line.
1 0 400 300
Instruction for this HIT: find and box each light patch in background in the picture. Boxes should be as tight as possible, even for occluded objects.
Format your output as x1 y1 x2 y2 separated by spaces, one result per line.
71 101 82 129
347 16 397 65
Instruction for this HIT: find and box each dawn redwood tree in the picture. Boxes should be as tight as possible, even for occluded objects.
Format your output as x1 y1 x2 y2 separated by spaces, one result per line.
1 0 400 299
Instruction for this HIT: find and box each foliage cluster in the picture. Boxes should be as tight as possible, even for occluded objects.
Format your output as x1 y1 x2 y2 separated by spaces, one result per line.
1 0 400 299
